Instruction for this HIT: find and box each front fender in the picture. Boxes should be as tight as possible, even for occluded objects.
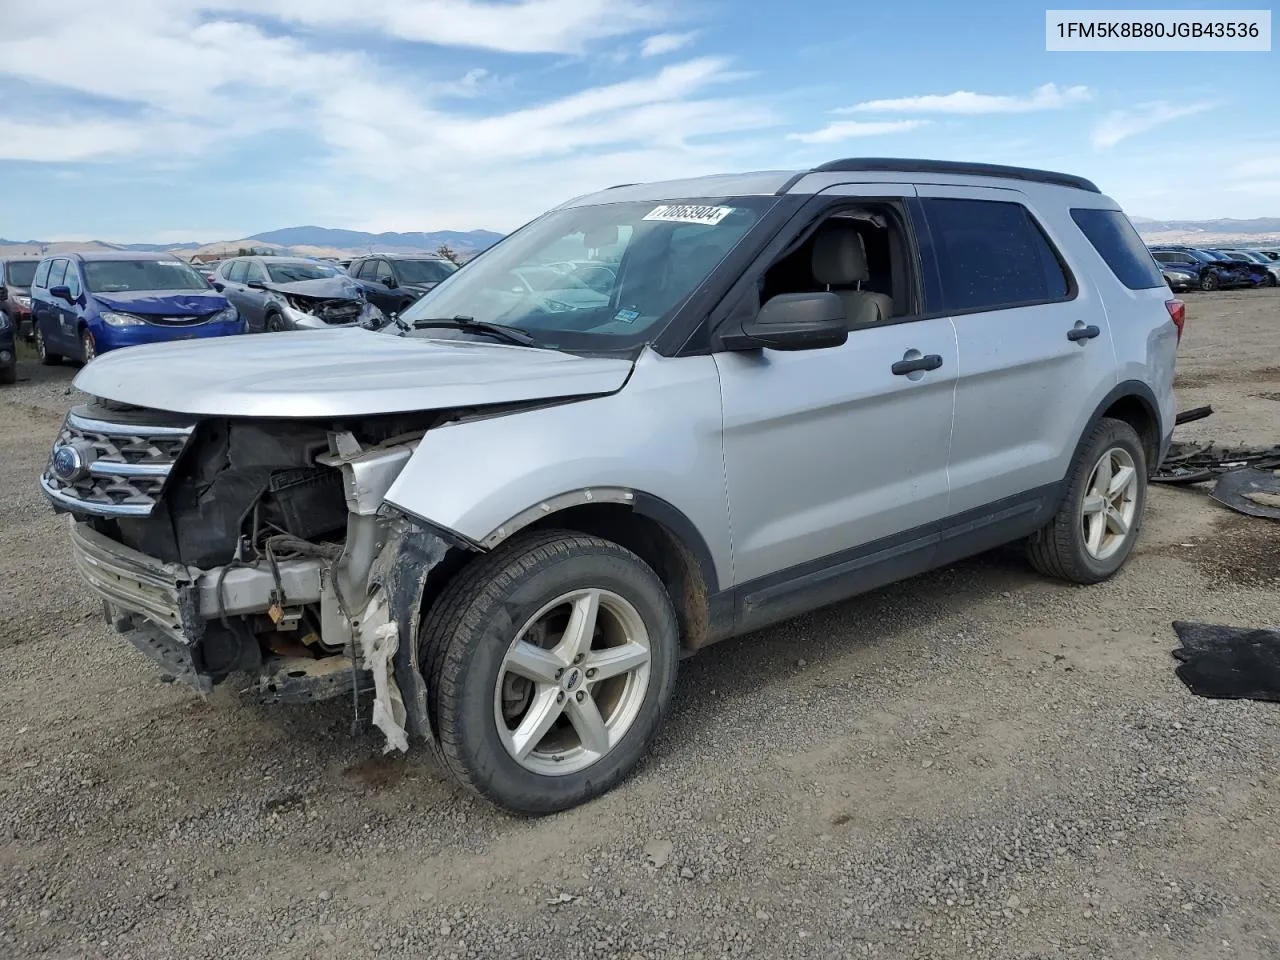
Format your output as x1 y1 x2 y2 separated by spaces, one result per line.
383 349 734 589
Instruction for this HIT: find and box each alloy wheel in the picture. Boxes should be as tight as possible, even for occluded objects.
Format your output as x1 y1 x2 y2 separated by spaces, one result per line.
82 331 96 363
493 588 652 776
35 327 46 362
1080 446 1140 561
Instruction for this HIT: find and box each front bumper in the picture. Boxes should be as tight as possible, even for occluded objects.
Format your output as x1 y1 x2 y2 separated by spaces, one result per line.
68 518 369 701
282 301 383 330
95 317 247 352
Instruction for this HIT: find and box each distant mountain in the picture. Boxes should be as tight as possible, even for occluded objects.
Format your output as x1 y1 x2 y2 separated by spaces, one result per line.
1133 217 1280 235
246 226 505 254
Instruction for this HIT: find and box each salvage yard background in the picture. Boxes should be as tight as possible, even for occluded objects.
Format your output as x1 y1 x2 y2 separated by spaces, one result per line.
2 291 1279 960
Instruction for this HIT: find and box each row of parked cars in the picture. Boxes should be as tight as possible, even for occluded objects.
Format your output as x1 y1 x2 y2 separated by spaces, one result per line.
0 250 460 377
1150 244 1280 292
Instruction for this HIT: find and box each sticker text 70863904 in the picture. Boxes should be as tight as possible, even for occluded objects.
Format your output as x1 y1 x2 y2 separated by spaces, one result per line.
642 204 735 226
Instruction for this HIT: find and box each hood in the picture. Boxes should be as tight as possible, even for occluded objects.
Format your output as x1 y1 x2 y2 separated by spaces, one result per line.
91 289 229 316
266 277 363 300
72 328 634 418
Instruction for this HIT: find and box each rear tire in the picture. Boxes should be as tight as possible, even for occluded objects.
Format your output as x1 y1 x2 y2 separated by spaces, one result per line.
35 323 61 366
1027 418 1147 585
420 530 679 815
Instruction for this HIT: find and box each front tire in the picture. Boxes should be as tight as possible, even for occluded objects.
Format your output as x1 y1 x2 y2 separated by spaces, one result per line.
35 323 61 366
1200 272 1220 292
265 312 286 333
1027 418 1147 585
420 530 679 815
81 329 97 363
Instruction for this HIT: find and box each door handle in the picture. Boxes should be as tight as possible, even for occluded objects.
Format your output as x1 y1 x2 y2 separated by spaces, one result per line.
1067 324 1101 342
891 353 944 376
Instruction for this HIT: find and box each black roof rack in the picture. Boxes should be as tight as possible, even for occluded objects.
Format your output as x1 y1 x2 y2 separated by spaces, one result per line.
806 158 1100 194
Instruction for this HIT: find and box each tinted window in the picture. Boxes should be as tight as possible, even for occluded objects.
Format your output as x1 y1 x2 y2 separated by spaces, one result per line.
83 259 206 293
7 261 38 286
33 260 51 288
266 261 340 283
396 259 457 284
923 198 1070 312
64 263 82 299
374 260 394 282
47 260 68 288
1070 208 1166 290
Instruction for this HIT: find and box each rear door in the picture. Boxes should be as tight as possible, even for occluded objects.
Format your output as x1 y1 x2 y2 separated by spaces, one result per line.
915 186 1116 515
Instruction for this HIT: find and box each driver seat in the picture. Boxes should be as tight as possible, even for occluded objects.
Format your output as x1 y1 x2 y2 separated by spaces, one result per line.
810 221 894 327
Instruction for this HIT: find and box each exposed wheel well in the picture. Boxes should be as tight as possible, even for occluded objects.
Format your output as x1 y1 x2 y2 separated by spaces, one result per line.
422 504 714 651
1101 394 1159 468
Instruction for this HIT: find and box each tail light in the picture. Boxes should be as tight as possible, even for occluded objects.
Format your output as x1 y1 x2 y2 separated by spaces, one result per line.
1165 299 1186 343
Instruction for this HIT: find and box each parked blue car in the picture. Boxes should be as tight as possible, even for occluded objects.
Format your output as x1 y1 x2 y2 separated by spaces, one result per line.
30 252 244 365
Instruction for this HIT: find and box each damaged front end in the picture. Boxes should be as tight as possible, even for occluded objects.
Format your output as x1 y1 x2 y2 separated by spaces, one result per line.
277 292 383 330
42 401 461 752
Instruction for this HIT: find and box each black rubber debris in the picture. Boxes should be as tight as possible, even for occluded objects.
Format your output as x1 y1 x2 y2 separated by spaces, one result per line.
1172 620 1280 702
1211 467 1280 520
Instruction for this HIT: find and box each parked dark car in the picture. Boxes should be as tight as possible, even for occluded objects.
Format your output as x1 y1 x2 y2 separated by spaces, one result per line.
1 256 41 342
0 289 14 384
1148 247 1249 291
1158 263 1196 293
29 253 244 365
1207 249 1277 287
211 256 382 332
346 255 459 316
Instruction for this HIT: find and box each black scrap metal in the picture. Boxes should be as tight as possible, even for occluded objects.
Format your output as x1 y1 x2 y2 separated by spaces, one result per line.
1210 467 1280 521
1153 441 1280 485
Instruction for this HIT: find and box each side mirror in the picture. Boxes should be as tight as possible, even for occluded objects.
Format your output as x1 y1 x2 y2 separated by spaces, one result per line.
721 292 848 352
49 284 73 302
247 280 266 290
0 287 7 301
382 275 398 289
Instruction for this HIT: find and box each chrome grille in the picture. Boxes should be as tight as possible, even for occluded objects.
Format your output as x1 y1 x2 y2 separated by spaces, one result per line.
40 412 195 517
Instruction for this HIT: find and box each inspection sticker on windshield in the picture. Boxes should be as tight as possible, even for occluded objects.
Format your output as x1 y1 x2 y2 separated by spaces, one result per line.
614 308 641 324
642 204 735 226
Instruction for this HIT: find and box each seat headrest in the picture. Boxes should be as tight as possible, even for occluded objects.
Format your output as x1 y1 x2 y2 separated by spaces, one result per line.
811 221 870 285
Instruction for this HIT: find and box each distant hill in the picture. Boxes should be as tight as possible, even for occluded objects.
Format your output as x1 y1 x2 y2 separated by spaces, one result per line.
1133 217 1280 235
246 226 505 254
0 225 505 261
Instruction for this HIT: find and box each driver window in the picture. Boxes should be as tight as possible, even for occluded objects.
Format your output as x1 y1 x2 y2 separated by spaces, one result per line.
64 263 82 299
245 261 268 283
759 204 910 328
374 261 394 282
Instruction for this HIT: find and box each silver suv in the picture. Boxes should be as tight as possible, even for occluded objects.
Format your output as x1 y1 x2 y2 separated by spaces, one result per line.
41 159 1182 814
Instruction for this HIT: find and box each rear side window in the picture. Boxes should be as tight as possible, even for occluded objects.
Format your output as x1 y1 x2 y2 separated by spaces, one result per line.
1070 208 1166 290
33 260 51 289
922 198 1071 312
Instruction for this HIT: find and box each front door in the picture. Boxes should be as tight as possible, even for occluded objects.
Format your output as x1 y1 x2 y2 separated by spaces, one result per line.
713 185 958 622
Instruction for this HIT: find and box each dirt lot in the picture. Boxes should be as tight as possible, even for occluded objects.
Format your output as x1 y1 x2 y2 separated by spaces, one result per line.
2 291 1279 960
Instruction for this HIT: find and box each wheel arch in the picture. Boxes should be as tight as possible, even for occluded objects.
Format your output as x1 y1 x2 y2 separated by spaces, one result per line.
1082 380 1164 477
423 490 729 653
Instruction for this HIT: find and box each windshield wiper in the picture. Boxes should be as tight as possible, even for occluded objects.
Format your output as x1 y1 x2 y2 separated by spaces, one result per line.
410 315 538 347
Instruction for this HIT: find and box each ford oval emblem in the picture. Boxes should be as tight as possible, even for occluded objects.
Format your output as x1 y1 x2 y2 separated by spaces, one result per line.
51 443 92 482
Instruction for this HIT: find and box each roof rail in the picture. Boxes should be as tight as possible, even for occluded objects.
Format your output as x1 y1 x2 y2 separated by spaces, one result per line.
807 158 1101 194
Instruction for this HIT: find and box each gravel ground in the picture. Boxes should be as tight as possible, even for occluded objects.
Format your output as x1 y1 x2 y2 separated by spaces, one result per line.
2 292 1280 960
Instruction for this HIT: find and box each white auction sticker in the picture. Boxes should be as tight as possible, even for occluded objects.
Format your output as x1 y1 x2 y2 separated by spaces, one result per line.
642 204 735 226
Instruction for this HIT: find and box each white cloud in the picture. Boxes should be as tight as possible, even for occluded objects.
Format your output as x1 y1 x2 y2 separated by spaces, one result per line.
0 1 777 231
840 83 1093 115
786 119 930 145
641 31 696 56
1091 101 1214 150
209 0 670 54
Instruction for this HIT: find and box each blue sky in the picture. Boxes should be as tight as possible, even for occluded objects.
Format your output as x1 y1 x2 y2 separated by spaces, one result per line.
0 0 1275 242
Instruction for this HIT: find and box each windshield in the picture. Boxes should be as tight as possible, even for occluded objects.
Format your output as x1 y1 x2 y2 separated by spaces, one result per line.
396 259 457 285
6 261 37 286
398 197 774 350
84 259 208 293
267 262 342 283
